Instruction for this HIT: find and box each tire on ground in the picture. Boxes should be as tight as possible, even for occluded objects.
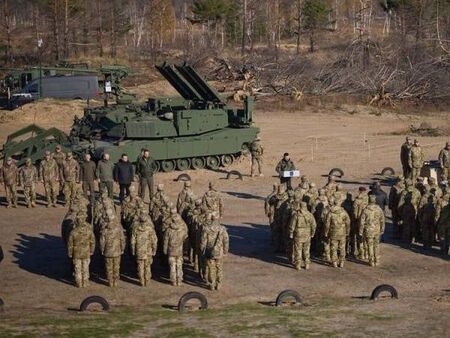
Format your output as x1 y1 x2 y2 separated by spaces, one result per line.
0 298 4 312
226 170 243 180
80 296 110 312
0 245 3 263
381 167 395 176
178 291 208 312
370 284 398 300
176 173 191 182
328 168 344 178
275 289 302 307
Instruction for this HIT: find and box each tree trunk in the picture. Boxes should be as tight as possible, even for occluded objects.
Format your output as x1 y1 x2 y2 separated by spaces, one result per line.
63 0 69 59
52 0 60 61
3 0 12 64
83 0 89 55
241 0 247 55
111 1 117 58
96 0 103 57
309 31 314 53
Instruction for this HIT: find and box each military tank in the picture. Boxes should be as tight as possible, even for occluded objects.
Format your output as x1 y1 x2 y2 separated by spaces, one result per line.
1 63 259 172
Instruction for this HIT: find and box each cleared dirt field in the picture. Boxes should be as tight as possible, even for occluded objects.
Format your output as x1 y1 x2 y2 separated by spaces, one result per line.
0 96 449 337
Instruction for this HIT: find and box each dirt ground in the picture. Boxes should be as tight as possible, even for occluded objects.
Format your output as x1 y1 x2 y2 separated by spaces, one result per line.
0 92 449 337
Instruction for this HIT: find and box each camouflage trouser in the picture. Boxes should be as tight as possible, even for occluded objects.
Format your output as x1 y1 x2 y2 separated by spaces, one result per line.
330 237 346 267
357 234 368 260
365 235 380 266
105 256 121 287
251 156 262 176
44 180 58 205
73 258 90 287
206 258 223 289
168 256 183 286
443 167 450 182
136 258 153 286
292 240 311 269
64 181 77 207
4 183 17 207
321 235 330 261
23 184 36 207
410 167 421 183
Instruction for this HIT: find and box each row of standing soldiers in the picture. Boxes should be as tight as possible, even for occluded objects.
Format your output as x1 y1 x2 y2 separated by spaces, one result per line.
62 181 229 290
265 175 386 269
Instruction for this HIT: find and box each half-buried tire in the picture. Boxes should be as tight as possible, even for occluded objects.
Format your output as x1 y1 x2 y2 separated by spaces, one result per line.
328 168 344 178
370 284 398 300
80 296 110 312
0 298 4 312
0 245 3 264
226 170 243 180
381 167 395 176
178 292 208 312
176 173 191 182
275 289 302 307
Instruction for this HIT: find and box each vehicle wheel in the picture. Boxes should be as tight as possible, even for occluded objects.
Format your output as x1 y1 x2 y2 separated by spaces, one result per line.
161 160 176 173
275 289 302 307
226 170 243 180
176 173 191 182
207 156 220 170
192 157 206 170
329 168 344 178
177 158 191 171
178 292 208 312
152 161 161 173
80 296 110 312
0 245 3 264
221 154 234 167
370 284 398 301
381 167 395 176
241 143 250 155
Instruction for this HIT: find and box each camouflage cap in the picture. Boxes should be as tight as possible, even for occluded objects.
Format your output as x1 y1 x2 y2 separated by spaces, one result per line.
300 201 307 208
163 196 170 203
55 145 62 150
170 207 177 214
167 202 174 209
157 184 164 191
66 152 73 157
195 199 202 206
310 182 316 188
25 158 32 163
44 150 51 156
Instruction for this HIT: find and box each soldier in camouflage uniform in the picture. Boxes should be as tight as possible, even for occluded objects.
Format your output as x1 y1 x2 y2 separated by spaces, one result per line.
353 187 369 259
250 137 264 177
360 195 385 266
271 184 288 252
200 213 229 290
418 195 436 250
67 211 96 287
149 184 167 222
398 180 421 243
323 175 338 199
100 209 126 287
438 142 450 182
95 191 115 233
294 175 310 200
289 201 316 270
39 151 59 207
62 202 89 245
130 212 158 286
428 177 442 199
177 181 193 215
60 152 80 208
19 158 38 208
325 198 351 268
121 185 143 231
437 202 450 255
389 176 405 239
187 199 208 274
1 157 18 208
202 182 224 218
303 182 318 212
53 145 66 195
163 208 188 286
333 184 346 206
408 139 424 182
264 183 278 224
312 188 330 258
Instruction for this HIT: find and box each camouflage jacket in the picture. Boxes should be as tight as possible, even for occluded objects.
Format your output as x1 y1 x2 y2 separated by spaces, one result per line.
131 221 158 259
388 184 404 210
325 206 351 239
303 188 318 211
100 222 126 257
359 204 385 237
61 158 80 182
150 191 166 218
19 165 38 187
67 223 95 259
53 151 66 167
200 222 229 259
176 188 193 214
353 193 369 222
1 163 19 185
398 188 421 211
289 209 317 241
121 196 143 223
408 146 424 168
439 148 450 168
39 158 59 182
163 217 188 257
202 190 224 216
250 141 264 158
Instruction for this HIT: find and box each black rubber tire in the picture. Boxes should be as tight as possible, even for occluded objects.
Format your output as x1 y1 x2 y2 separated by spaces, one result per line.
221 154 234 167
192 157 206 170
153 161 161 173
176 173 191 182
176 158 191 171
207 156 220 170
178 292 208 312
0 298 4 312
80 296 110 312
329 168 344 178
370 284 398 300
275 289 302 307
381 167 395 176
161 160 176 173
226 170 243 180
0 245 3 264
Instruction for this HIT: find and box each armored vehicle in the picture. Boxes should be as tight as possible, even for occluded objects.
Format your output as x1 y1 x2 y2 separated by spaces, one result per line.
1 63 259 172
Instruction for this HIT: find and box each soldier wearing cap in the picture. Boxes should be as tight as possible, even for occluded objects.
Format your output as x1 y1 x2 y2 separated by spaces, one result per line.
250 136 264 177
39 150 59 207
1 157 19 208
275 153 296 190
400 137 412 178
19 158 38 208
53 145 66 195
60 152 80 208
439 141 450 182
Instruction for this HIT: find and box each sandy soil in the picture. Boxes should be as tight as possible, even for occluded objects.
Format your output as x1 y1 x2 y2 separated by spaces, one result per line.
0 94 449 336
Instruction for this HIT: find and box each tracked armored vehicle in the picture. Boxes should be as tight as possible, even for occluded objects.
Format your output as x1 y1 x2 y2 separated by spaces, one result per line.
1 63 259 172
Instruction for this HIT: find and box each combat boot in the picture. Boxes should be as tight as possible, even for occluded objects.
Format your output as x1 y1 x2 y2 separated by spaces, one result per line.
304 263 310 270
31 202 36 208
332 261 338 268
338 261 344 268
216 283 221 291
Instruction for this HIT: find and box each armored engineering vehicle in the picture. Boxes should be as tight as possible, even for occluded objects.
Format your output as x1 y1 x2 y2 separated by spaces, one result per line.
1 63 259 172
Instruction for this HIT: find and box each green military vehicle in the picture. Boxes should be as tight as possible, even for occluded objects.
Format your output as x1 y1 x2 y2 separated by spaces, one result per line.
1 63 259 172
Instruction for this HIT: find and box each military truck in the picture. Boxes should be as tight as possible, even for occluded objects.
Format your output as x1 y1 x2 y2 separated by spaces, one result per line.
1 63 259 172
